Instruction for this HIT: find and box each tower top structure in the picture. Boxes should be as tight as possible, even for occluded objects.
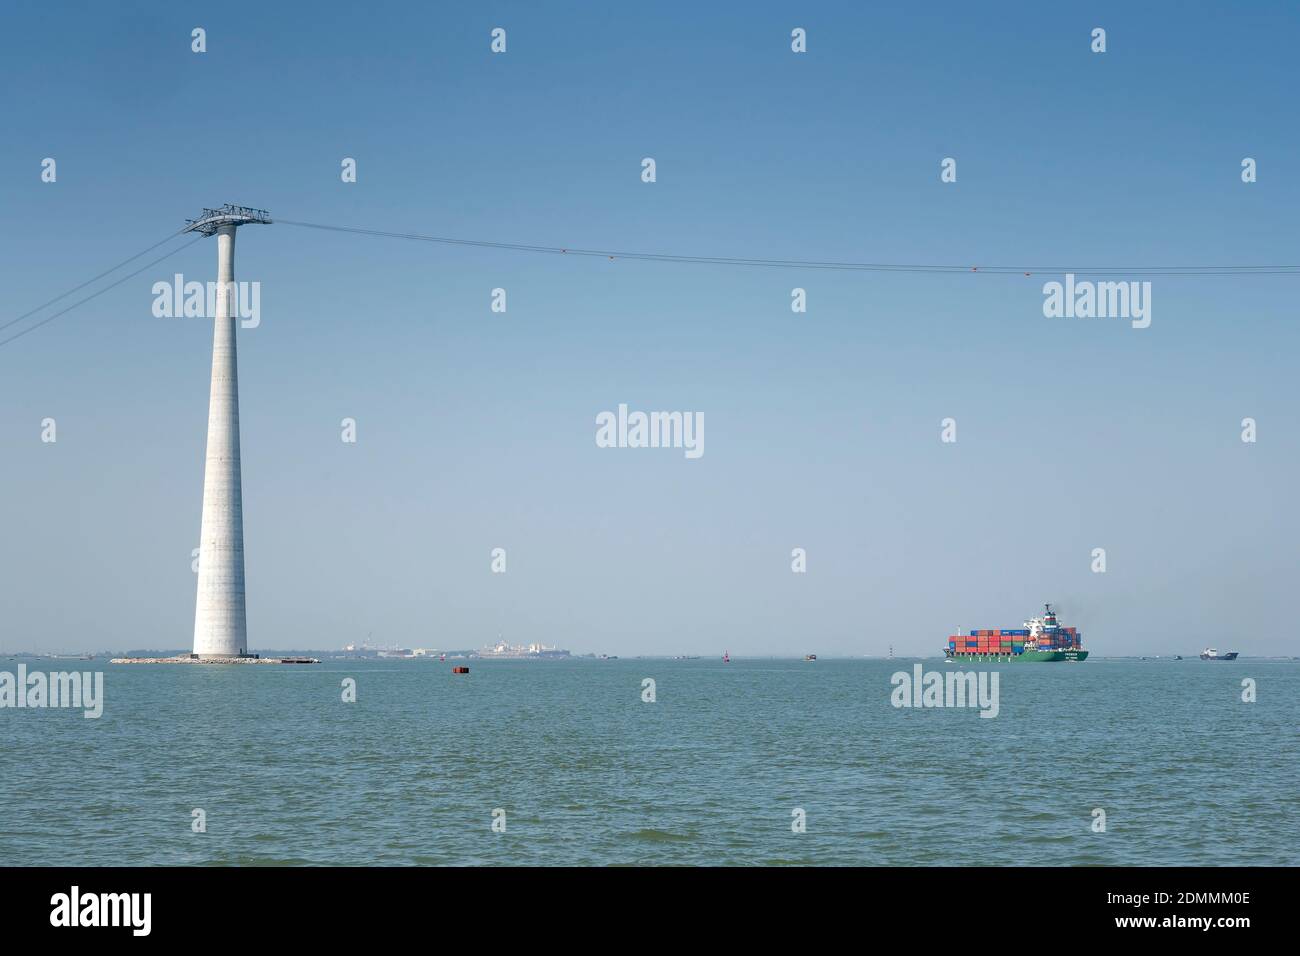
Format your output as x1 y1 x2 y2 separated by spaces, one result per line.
184 204 272 236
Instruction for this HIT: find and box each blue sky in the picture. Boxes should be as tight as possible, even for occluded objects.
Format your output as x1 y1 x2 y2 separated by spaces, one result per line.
1 1 1296 655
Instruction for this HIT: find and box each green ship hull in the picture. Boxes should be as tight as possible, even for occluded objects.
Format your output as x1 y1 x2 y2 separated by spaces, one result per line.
950 649 1088 663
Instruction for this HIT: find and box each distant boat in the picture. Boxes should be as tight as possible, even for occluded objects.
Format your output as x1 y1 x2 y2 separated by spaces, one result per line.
804 654 817 662
722 650 730 663
1200 647 1239 661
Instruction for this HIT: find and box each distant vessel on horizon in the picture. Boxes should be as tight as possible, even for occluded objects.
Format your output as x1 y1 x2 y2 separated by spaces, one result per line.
946 604 1088 662
1200 647 1239 661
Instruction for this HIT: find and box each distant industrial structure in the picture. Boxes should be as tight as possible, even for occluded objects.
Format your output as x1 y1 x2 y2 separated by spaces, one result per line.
186 206 271 659
480 639 570 659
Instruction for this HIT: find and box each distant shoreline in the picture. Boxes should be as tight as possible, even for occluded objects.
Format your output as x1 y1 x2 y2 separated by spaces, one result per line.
4 652 1297 663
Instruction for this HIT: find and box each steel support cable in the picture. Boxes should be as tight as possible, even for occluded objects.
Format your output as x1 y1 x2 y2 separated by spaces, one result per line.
0 229 192 336
0 236 204 349
276 218 1300 277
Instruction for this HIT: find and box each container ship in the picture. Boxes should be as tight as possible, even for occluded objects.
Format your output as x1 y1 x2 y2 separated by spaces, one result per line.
945 604 1088 662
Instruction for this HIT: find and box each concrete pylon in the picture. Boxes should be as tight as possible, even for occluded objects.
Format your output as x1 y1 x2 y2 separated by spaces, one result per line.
192 223 249 658
183 206 269 658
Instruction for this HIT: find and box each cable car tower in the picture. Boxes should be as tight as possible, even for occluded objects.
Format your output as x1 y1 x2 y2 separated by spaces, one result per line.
185 205 270 658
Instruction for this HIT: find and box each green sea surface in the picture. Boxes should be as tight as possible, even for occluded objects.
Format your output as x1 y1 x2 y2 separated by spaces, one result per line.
1 657 1295 866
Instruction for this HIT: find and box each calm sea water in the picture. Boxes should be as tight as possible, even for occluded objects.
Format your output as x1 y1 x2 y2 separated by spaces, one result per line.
2 657 1296 866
